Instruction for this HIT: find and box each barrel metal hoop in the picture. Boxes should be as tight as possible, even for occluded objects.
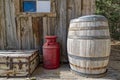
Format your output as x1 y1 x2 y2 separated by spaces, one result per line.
71 20 108 23
68 36 110 39
70 63 107 70
68 54 109 61
69 26 108 30
71 69 107 78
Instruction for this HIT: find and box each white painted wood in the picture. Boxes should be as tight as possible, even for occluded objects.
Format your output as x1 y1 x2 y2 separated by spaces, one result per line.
37 0 50 12
67 15 111 75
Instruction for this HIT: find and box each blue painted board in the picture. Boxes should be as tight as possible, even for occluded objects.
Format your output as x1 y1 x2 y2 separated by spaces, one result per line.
23 1 36 12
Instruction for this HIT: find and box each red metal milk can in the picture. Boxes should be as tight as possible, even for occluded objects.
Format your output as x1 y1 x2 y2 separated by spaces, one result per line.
43 36 60 69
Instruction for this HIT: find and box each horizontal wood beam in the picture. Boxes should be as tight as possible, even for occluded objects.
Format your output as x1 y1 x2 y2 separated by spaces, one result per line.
16 12 56 17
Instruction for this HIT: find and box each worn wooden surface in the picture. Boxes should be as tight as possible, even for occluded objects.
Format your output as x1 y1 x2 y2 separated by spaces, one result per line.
0 50 39 77
5 0 18 49
0 0 95 62
17 13 57 17
0 0 6 50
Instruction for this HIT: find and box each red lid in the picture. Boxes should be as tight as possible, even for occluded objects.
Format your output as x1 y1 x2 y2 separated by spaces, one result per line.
45 36 57 39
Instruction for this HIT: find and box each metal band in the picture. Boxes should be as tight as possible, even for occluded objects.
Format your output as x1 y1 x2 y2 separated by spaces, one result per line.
71 69 107 78
0 62 28 64
71 20 108 23
68 54 109 61
70 63 107 70
71 15 108 23
68 35 110 40
69 26 108 30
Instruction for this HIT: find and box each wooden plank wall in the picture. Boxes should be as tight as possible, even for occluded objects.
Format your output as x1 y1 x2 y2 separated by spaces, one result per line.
0 0 18 49
0 0 95 62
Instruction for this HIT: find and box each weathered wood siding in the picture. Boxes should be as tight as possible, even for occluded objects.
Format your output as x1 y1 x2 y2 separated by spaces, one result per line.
0 0 95 62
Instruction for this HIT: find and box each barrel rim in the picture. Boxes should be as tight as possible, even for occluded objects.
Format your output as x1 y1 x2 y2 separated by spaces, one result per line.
70 15 108 23
69 26 109 30
70 63 107 70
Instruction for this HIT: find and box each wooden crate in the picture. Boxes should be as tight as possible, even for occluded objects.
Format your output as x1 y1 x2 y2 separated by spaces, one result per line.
0 50 40 77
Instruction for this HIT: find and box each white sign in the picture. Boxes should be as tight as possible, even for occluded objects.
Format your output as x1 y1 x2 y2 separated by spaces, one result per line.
37 0 50 12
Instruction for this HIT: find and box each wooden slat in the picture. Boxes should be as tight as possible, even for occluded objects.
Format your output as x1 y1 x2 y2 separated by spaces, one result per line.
43 17 48 43
13 0 20 15
32 17 43 50
5 0 18 49
20 17 34 49
47 0 57 35
16 17 21 49
51 0 56 12
56 0 67 62
82 0 95 15
17 12 57 17
67 0 82 21
0 0 6 49
91 0 96 14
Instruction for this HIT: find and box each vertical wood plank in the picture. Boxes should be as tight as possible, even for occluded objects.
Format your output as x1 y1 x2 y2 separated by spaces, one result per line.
46 18 56 35
20 17 34 49
47 0 57 36
51 0 56 12
0 0 6 49
28 17 34 49
39 17 43 52
82 0 95 15
43 17 48 43
13 0 20 15
32 17 43 50
91 0 96 14
16 17 21 49
5 0 18 49
56 0 68 62
67 0 82 21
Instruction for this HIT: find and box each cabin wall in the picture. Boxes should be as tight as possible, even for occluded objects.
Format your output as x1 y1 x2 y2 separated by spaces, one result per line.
0 0 95 62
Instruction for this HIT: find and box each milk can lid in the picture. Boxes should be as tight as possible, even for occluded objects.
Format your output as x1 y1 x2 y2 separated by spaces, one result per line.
45 36 57 39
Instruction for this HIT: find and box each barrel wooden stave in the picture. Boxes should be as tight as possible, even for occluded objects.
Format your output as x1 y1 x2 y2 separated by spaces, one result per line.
68 30 110 37
69 21 109 37
67 15 111 76
67 39 111 57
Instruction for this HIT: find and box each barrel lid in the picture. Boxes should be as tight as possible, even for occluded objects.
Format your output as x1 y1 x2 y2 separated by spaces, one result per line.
71 15 108 23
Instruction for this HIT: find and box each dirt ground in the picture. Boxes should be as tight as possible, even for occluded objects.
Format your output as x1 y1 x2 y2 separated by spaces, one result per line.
110 40 120 72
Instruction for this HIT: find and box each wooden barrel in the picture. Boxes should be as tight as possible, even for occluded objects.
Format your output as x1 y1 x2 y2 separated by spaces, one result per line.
67 15 111 77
